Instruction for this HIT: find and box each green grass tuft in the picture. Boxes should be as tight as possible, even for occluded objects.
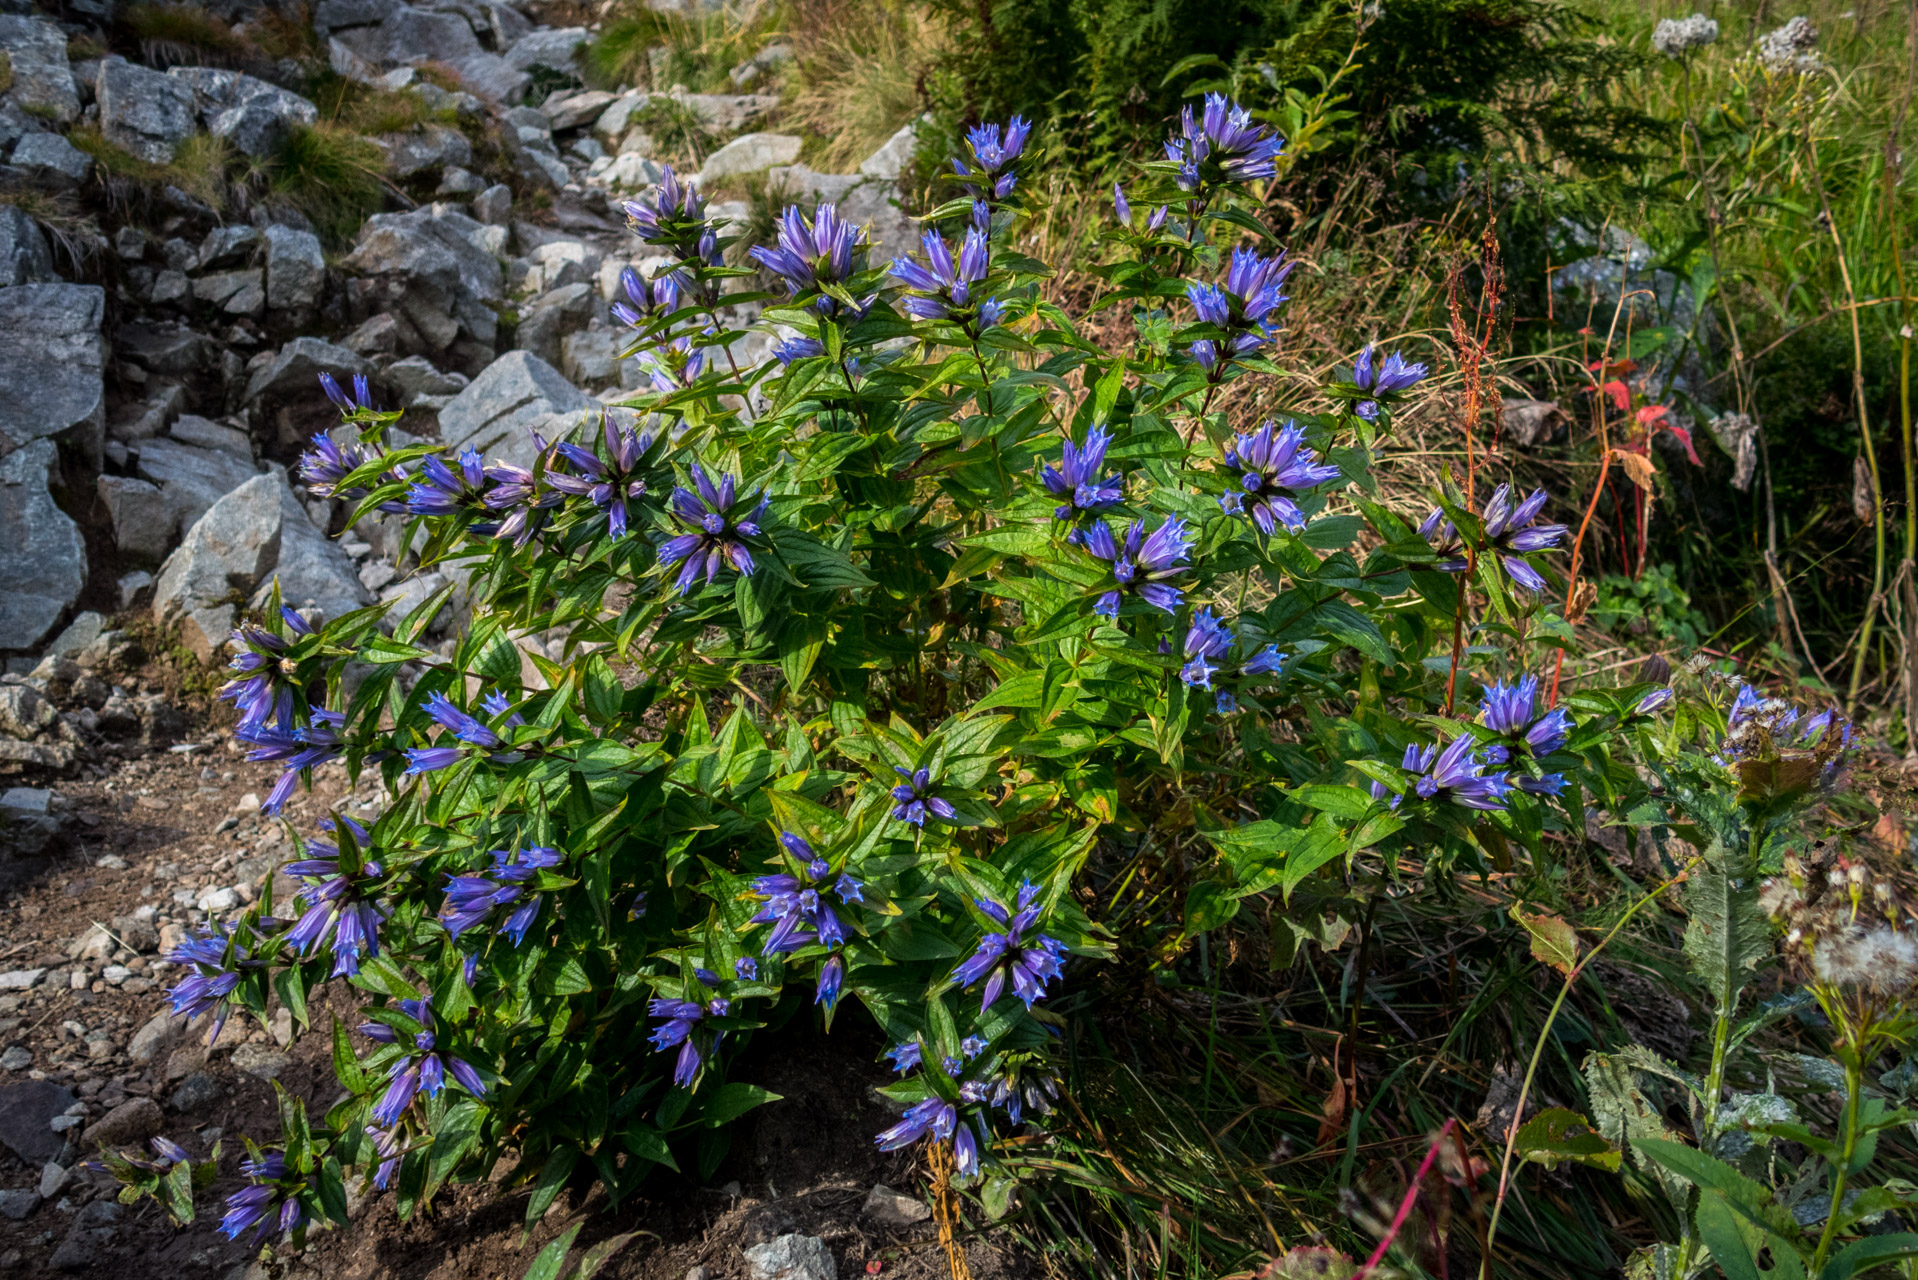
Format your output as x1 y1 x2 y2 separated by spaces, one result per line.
265 122 387 246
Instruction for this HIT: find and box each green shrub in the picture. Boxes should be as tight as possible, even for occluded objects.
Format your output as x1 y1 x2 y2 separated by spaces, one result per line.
267 122 386 245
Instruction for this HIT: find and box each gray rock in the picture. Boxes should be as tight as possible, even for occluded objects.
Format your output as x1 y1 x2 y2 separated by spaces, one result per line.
0 16 79 124
336 5 482 66
314 0 401 34
0 283 106 452
437 165 484 196
765 162 863 205
254 480 374 623
112 322 210 376
591 92 649 143
696 131 801 184
0 1081 74 1166
673 91 780 135
0 685 54 738
560 329 629 388
169 414 251 458
127 1012 177 1065
243 336 374 406
97 59 197 164
167 1070 222 1111
192 268 266 315
472 183 512 225
385 355 466 400
328 34 382 84
118 570 154 610
45 612 103 658
0 206 53 288
229 1042 289 1081
376 123 473 177
514 281 597 365
343 206 504 352
861 1183 931 1226
541 88 617 132
444 52 530 103
81 1096 162 1148
0 442 86 652
97 475 175 564
484 0 532 49
48 1200 120 1272
859 118 919 183
135 436 259 538
743 1234 836 1280
264 224 325 311
167 67 319 157
0 787 50 814
505 25 588 74
10 131 90 183
440 349 597 469
0 1190 37 1221
197 223 262 271
111 914 159 953
152 472 285 661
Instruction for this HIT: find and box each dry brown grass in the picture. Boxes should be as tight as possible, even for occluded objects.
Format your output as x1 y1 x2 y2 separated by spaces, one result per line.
780 0 938 172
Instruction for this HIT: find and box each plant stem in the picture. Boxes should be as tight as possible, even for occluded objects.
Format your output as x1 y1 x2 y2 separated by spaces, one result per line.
1810 1056 1866 1271
1478 863 1697 1280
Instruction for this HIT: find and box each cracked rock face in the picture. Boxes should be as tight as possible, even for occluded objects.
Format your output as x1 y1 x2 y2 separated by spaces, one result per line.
0 442 87 653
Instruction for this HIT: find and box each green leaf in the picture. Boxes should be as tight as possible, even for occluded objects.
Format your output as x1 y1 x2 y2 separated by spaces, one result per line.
1511 905 1579 977
1693 1191 1765 1280
331 1017 367 1094
1821 1234 1918 1280
523 1147 579 1237
700 1083 782 1128
1683 843 1769 1029
1184 880 1241 933
522 1222 583 1280
563 1231 643 1280
1512 1107 1621 1172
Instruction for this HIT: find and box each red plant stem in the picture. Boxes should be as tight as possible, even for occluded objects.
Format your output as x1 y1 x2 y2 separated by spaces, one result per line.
1549 451 1614 707
1355 1118 1457 1279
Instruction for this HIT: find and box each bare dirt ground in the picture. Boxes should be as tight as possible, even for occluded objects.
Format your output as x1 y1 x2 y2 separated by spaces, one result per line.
0 647 1027 1280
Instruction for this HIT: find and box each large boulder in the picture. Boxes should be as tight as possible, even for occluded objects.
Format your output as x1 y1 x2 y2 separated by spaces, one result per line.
255 485 373 622
166 67 320 157
439 350 597 470
0 16 78 124
264 224 326 311
0 284 105 455
244 337 374 406
11 132 92 185
504 26 588 74
0 206 54 288
96 59 198 165
696 132 801 185
133 436 260 539
154 471 371 660
375 124 473 178
0 442 86 652
96 475 175 564
153 473 284 660
112 321 213 377
443 53 530 104
540 88 617 132
343 206 504 354
333 5 482 67
513 282 598 367
313 0 402 35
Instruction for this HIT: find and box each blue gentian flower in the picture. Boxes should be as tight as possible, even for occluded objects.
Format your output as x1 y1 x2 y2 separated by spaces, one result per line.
319 371 375 414
773 336 826 364
546 414 656 540
960 1035 988 1059
439 847 562 944
951 881 1068 1011
748 833 855 954
875 1100 984 1177
649 970 727 1087
165 924 260 1044
886 1040 923 1074
735 957 758 980
1421 485 1567 593
366 1127 400 1191
1041 426 1123 535
628 891 649 921
405 449 487 518
402 690 523 776
1180 608 1232 690
1164 93 1286 192
220 1152 308 1241
987 1065 1061 1125
749 202 870 316
622 167 709 257
953 115 1031 200
238 708 345 815
1633 687 1675 716
282 815 387 978
888 228 1003 328
1243 645 1287 676
1084 516 1193 618
300 427 401 511
1187 249 1292 376
660 464 769 593
1372 739 1512 811
611 265 686 330
1479 675 1575 795
890 767 956 826
218 610 310 732
635 332 710 394
1350 344 1430 420
360 996 487 1127
1218 420 1340 534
